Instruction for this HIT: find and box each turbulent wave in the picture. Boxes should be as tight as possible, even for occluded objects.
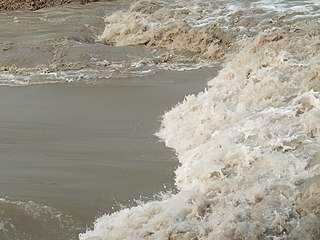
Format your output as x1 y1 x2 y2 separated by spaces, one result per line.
98 0 320 59
80 2 320 239
0 198 78 240
0 0 220 87
98 0 237 59
1 0 319 239
2 0 319 86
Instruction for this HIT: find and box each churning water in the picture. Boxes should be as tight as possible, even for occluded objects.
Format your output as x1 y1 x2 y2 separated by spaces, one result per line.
0 0 319 239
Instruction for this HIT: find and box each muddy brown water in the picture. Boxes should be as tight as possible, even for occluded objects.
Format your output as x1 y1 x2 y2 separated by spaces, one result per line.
0 1 219 238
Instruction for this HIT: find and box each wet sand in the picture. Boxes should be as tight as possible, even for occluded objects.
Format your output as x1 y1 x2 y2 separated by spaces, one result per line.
0 67 218 226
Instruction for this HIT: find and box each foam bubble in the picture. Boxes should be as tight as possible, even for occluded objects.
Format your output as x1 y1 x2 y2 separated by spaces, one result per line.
98 0 320 61
80 18 320 239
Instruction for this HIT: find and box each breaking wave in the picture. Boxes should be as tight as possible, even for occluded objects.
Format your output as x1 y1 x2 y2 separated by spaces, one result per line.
80 0 320 239
98 0 320 59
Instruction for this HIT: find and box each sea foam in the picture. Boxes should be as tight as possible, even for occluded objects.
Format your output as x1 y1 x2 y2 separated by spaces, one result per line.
98 0 320 60
80 16 320 239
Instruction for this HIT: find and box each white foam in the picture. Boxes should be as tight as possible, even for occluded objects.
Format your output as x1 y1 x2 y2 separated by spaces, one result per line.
80 18 320 239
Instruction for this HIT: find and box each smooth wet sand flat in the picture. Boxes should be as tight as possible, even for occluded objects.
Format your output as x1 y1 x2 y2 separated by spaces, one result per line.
0 68 218 224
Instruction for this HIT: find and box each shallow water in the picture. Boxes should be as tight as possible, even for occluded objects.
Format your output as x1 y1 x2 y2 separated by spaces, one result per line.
0 0 320 239
0 1 220 239
0 68 217 239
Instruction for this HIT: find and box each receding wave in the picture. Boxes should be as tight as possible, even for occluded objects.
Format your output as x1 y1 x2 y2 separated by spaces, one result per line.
0 198 78 240
80 8 320 240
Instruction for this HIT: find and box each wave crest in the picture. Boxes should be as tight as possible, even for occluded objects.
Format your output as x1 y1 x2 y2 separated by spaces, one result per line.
81 18 320 240
98 0 236 59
